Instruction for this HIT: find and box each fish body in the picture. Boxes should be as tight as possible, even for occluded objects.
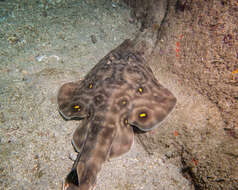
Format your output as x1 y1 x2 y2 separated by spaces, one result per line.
58 39 176 190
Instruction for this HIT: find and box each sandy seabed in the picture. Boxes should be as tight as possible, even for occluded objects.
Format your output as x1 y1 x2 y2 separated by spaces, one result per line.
0 0 192 190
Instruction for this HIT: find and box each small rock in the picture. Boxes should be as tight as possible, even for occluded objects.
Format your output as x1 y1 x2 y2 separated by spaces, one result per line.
0 112 5 123
90 35 97 44
7 35 20 44
35 55 47 62
165 151 173 158
69 152 77 161
112 2 117 8
34 154 39 159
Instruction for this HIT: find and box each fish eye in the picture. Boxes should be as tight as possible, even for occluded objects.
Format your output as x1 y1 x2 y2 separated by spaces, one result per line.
138 112 147 119
138 87 143 93
73 105 81 111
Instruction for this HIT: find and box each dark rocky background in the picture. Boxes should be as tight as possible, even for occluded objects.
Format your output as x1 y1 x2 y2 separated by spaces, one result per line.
123 0 238 189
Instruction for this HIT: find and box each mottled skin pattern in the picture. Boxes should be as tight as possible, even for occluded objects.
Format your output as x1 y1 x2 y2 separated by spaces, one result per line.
57 40 177 190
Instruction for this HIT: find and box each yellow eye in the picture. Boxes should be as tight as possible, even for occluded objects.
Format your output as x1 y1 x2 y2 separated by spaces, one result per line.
89 83 93 89
138 87 143 94
73 105 80 111
118 98 128 108
139 112 147 118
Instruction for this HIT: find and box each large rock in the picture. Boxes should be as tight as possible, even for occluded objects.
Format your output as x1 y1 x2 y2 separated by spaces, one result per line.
123 0 238 189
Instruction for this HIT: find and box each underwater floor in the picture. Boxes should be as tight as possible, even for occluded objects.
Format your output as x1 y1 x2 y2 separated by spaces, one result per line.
0 1 192 189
